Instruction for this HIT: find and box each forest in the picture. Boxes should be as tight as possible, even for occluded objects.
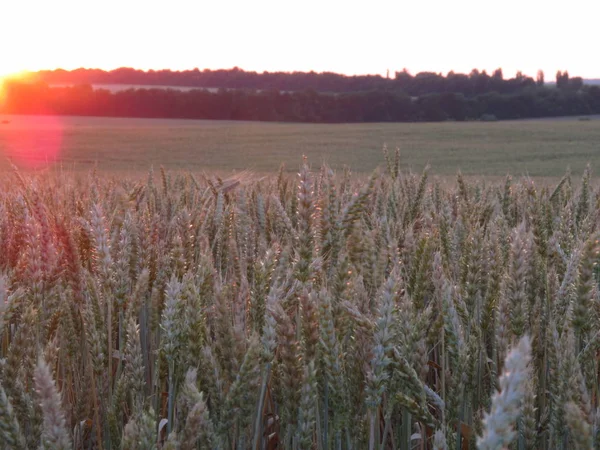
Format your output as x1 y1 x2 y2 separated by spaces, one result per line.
2 68 599 122
29 67 585 96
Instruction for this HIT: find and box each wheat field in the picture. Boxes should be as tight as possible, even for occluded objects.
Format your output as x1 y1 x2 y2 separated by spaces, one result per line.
0 152 598 449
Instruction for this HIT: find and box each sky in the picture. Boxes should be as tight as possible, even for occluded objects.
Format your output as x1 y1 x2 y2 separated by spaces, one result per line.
1 0 599 79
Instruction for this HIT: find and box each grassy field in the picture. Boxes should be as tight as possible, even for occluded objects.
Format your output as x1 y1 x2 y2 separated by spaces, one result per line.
0 114 599 176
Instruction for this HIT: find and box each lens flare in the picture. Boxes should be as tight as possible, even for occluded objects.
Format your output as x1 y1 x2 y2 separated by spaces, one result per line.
0 115 64 170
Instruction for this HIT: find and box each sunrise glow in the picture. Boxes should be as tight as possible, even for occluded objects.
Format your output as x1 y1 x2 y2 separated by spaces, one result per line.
0 53 31 78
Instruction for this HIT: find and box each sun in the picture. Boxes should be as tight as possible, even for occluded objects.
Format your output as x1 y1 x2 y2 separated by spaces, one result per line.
0 65 17 79
0 69 25 80
0 57 32 81
0 68 31 101
0 67 25 105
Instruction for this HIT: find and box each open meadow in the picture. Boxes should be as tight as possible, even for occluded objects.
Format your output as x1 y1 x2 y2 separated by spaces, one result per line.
1 114 600 176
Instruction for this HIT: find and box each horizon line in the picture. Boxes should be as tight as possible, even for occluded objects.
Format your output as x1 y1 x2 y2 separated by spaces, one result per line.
8 66 600 80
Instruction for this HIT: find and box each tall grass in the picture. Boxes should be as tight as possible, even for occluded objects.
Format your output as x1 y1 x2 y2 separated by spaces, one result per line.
0 154 598 449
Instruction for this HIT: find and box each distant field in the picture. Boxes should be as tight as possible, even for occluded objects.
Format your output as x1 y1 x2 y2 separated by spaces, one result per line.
48 83 220 93
0 114 599 177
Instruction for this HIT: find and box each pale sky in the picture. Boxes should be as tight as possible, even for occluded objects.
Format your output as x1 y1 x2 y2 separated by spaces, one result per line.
1 0 599 79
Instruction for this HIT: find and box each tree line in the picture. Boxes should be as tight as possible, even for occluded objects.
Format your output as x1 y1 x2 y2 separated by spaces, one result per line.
1 77 599 123
28 67 587 97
